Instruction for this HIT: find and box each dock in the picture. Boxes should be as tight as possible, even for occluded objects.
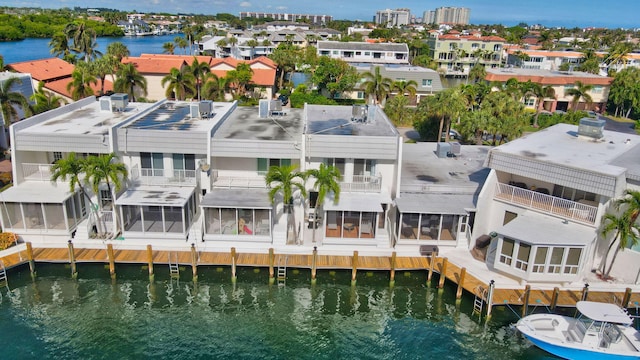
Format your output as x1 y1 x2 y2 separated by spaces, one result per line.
2 242 640 317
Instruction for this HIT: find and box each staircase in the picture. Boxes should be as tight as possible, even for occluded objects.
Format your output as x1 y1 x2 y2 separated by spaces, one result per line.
0 260 6 287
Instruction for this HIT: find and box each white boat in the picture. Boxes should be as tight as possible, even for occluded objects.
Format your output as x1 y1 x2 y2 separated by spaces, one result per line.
516 301 640 359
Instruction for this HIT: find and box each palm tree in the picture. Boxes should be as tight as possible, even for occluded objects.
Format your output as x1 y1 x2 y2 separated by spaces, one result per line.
305 163 341 243
67 64 97 101
600 212 640 279
161 67 196 100
163 42 176 55
530 84 556 127
188 58 211 101
616 190 640 225
605 42 633 74
30 81 67 114
174 36 189 55
565 81 594 110
106 42 130 62
202 73 228 101
392 80 417 99
50 152 98 229
90 57 115 96
245 39 259 58
114 63 148 102
265 165 306 245
0 76 31 127
65 22 100 62
468 63 486 84
48 32 71 59
361 66 393 105
85 153 128 237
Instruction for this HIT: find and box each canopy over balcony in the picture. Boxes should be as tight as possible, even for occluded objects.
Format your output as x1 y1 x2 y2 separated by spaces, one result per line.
395 193 476 215
497 211 595 246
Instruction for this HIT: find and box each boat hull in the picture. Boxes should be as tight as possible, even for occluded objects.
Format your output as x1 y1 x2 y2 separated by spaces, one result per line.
522 333 640 360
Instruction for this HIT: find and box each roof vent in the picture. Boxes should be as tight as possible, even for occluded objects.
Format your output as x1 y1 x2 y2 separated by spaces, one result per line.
351 104 367 123
99 97 112 112
578 117 605 139
436 142 450 158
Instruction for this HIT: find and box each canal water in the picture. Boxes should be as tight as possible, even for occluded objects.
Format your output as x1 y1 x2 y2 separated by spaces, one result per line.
0 263 552 359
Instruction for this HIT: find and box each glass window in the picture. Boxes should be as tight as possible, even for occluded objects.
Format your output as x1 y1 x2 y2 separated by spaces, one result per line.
441 214 457 241
324 158 345 179
53 152 63 162
400 213 419 240
564 248 582 274
221 209 237 235
24 203 44 229
123 205 142 232
255 209 270 236
353 159 376 177
1 202 22 230
238 208 253 235
533 247 548 273
205 208 221 234
141 153 163 176
515 243 531 271
499 238 514 265
422 79 432 87
548 247 564 273
164 206 183 233
65 198 77 228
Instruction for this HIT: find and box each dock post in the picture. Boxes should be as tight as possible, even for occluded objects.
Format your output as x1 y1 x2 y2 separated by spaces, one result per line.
456 267 466 300
190 243 198 282
268 248 275 285
486 280 495 319
622 288 633 308
107 243 116 279
351 251 358 286
438 257 448 289
26 242 35 276
550 287 560 310
389 251 396 287
67 240 77 278
146 245 154 281
521 285 531 318
581 283 589 301
427 251 437 285
311 247 318 285
231 247 237 283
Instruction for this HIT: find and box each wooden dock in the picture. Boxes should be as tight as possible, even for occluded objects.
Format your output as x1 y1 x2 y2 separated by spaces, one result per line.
2 243 639 314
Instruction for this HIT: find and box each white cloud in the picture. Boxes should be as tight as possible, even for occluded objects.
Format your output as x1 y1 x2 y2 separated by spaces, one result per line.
239 1 251 7
276 6 287 10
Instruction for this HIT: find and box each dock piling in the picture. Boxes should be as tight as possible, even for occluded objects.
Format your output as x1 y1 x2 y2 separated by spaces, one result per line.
311 247 317 285
146 245 154 280
67 240 77 278
190 243 198 282
581 283 589 301
26 242 35 276
550 287 560 310
268 248 275 285
231 247 237 283
456 267 466 299
622 288 633 308
438 257 448 289
486 280 495 319
389 252 396 287
521 285 531 318
107 244 116 279
351 251 358 286
427 252 436 285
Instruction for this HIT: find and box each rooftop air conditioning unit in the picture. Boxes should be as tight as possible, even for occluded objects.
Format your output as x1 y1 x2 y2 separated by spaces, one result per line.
258 99 270 118
99 97 112 112
199 100 213 118
449 142 461 156
269 100 282 115
110 93 129 112
352 104 367 122
436 142 451 158
190 103 200 118
578 117 605 139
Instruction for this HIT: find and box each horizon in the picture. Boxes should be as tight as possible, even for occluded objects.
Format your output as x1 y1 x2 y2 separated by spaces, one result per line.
2 1 639 29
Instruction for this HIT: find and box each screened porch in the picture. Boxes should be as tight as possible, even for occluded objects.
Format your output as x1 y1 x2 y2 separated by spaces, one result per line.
202 188 272 241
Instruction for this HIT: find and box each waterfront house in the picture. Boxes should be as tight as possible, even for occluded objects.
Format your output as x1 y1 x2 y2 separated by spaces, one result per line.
472 122 640 284
317 41 409 65
350 64 444 104
426 32 505 77
120 55 190 101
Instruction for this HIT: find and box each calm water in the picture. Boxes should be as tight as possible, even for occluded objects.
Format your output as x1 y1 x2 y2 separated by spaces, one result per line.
0 35 184 64
0 263 553 359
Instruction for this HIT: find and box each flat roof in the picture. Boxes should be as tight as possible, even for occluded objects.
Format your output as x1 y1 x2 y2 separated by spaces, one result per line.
497 211 595 246
486 67 606 79
1 182 73 203
305 105 398 137
201 188 272 209
400 142 490 193
351 63 439 74
214 106 304 140
395 193 477 214
317 41 408 52
123 101 235 132
115 185 195 207
324 192 385 212
489 123 640 177
21 98 155 136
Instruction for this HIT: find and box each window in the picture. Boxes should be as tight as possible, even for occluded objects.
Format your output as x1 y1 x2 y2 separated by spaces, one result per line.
552 185 597 202
364 52 370 56
563 248 582 274
439 53 448 60
320 51 330 56
499 238 515 265
353 159 376 177
53 152 63 162
481 44 486 49
532 247 548 273
515 243 531 271
422 79 432 87
493 44 501 51
373 52 382 59
324 158 345 178
258 158 291 174
141 152 164 176
523 98 535 106
357 91 365 99
100 189 112 208
355 51 361 55
548 247 565 273
471 43 479 49
332 50 338 55
173 154 196 171
592 86 603 94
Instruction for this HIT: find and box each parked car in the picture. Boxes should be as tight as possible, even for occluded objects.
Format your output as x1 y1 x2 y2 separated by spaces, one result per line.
278 94 289 106
586 110 598 118
441 129 461 140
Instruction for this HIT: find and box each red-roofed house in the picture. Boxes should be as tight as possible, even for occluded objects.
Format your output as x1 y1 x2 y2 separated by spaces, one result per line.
427 32 506 77
210 56 277 99
121 56 190 100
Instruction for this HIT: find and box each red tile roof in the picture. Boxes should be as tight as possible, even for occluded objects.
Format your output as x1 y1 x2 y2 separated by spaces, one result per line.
121 56 188 74
138 53 214 65
485 73 612 86
45 78 114 99
8 58 75 82
250 56 276 69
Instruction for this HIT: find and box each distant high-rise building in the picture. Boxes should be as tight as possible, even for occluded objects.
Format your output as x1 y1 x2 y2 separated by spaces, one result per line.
239 12 332 26
424 7 470 25
375 8 411 27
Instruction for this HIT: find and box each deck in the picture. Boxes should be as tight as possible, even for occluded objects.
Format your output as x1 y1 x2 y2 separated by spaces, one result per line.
2 243 639 312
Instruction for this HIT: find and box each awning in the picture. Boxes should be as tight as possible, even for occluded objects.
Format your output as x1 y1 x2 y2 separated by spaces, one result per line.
497 211 595 246
115 185 195 207
0 182 73 203
395 193 476 215
324 193 384 213
201 188 272 209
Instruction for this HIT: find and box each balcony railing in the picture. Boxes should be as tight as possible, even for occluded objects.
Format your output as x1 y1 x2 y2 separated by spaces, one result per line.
495 183 597 225
340 175 381 193
212 170 266 188
137 169 197 186
22 163 53 181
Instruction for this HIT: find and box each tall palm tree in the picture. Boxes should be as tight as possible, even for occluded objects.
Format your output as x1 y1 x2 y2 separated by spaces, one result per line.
106 42 130 62
161 67 196 100
0 77 31 127
114 63 148 102
163 42 176 55
48 32 71 59
565 81 594 110
202 73 228 101
50 152 97 225
30 81 67 114
188 58 211 101
174 36 189 55
85 153 128 237
361 66 393 105
305 163 341 243
605 42 633 73
65 22 100 62
67 65 97 101
468 63 486 83
600 212 640 279
392 80 417 99
265 164 306 245
90 57 115 96
530 84 556 127
616 190 640 225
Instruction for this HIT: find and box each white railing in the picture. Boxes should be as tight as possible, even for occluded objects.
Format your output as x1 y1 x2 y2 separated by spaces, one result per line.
212 170 266 188
137 168 197 186
495 183 597 225
22 163 54 181
340 175 381 193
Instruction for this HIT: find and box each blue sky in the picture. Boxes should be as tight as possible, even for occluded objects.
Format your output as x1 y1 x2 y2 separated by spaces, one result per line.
6 0 639 28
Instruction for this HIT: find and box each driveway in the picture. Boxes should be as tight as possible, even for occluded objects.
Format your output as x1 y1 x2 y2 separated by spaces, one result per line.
600 115 636 134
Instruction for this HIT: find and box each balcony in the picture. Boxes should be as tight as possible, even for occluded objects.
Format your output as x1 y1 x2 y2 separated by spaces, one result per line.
134 168 197 186
494 183 597 225
340 175 381 193
23 163 53 181
212 170 266 188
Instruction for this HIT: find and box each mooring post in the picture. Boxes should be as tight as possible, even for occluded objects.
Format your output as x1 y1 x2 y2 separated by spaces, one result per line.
311 246 318 285
438 257 448 289
389 251 397 287
106 243 116 279
351 251 358 286
581 283 589 301
486 280 495 319
427 251 437 285
67 240 77 278
622 288 633 308
26 242 35 276
268 248 275 285
146 245 154 280
550 287 560 310
521 285 531 318
231 247 237 283
456 267 467 299
190 243 198 282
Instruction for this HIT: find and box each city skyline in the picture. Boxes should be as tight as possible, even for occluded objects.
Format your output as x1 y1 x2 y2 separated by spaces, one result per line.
3 0 638 28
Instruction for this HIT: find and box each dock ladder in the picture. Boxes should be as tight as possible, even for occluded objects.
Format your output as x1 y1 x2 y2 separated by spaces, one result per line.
473 285 488 315
168 253 180 279
0 260 7 288
277 256 288 286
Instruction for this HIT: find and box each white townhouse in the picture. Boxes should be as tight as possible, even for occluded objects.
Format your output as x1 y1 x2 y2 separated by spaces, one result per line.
472 120 640 284
317 41 409 65
350 64 444 104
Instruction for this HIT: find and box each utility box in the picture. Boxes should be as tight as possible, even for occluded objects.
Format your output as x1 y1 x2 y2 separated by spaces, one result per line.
110 93 129 111
449 142 461 155
436 142 451 158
